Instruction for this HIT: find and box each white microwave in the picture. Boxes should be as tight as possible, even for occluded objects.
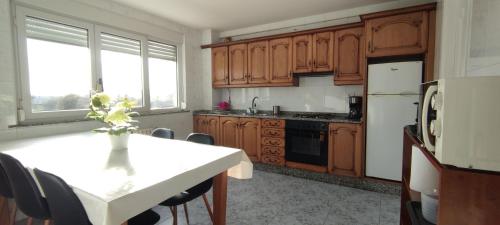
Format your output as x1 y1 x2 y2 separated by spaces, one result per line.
421 77 500 172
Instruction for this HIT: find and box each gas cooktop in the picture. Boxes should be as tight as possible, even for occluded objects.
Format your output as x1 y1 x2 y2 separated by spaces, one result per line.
292 113 347 120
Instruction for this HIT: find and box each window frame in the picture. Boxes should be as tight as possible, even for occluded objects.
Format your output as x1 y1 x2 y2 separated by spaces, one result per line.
16 7 97 121
146 37 184 113
14 6 185 124
94 25 149 113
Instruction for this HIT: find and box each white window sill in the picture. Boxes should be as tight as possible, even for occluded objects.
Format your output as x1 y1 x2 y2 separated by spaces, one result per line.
10 109 191 128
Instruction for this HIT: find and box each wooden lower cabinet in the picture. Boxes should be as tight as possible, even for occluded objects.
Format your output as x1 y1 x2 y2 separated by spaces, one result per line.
328 123 363 177
193 115 220 145
239 118 261 161
219 117 240 148
260 119 286 166
219 117 261 162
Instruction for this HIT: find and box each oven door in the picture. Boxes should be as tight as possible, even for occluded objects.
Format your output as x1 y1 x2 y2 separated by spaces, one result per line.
285 127 328 166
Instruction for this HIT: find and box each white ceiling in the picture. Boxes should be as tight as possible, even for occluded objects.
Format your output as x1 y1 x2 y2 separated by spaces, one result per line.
110 0 395 31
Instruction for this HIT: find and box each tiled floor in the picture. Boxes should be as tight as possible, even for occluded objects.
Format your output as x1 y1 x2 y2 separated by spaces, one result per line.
18 170 400 225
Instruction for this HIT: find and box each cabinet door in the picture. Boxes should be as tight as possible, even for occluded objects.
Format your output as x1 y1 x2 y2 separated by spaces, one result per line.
228 44 248 85
206 116 220 145
312 32 334 72
328 123 362 177
212 47 228 87
292 35 313 73
219 117 239 148
247 41 269 84
193 115 206 133
366 11 428 57
334 27 364 85
269 38 294 83
239 118 261 162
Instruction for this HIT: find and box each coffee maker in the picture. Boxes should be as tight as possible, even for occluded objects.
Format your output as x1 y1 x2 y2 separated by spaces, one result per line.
348 96 362 120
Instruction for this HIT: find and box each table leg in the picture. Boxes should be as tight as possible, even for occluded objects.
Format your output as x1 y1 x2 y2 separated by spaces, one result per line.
213 171 228 225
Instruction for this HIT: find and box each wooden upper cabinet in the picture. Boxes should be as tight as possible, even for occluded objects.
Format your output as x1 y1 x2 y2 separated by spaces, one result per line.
247 41 269 84
269 38 294 84
219 117 239 148
365 11 428 57
212 47 228 87
334 27 365 85
228 44 248 85
328 123 363 177
292 35 313 73
312 32 334 72
239 118 261 161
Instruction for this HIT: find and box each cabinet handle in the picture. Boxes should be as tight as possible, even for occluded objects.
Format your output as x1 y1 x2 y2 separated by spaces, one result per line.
308 60 312 66
313 60 316 67
368 41 372 52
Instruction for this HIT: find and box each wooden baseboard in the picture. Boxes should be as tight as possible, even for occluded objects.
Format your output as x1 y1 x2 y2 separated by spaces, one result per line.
285 161 327 173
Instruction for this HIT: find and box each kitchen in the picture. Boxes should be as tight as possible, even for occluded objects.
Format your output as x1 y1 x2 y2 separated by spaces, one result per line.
0 0 500 225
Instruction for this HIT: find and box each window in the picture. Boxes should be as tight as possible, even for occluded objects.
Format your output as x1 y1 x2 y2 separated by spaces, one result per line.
147 41 178 109
24 16 92 113
16 7 183 122
99 33 144 107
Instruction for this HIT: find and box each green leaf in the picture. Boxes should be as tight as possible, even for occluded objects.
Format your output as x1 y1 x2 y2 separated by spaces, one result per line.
104 108 132 125
116 98 136 110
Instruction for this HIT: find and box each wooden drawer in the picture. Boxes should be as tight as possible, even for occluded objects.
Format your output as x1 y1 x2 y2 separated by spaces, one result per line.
262 128 285 138
261 146 285 156
262 137 285 147
261 119 285 128
261 154 285 166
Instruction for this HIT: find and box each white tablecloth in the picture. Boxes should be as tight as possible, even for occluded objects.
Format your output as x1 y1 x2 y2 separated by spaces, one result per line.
0 133 252 225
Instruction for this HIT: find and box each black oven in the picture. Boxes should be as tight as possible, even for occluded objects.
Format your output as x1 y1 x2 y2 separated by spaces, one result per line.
285 120 328 166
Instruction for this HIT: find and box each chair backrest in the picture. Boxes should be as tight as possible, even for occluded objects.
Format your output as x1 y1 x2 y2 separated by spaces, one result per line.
0 164 13 198
151 128 174 139
0 153 51 219
186 133 214 145
34 169 90 225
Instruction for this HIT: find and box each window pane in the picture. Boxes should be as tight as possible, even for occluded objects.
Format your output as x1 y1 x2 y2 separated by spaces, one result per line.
27 38 91 112
148 57 178 109
100 34 143 106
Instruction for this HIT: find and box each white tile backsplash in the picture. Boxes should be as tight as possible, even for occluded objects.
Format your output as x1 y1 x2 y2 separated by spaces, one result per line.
220 76 363 113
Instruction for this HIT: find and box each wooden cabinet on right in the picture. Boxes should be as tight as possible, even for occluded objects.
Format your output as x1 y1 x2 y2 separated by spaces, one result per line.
328 123 363 177
333 27 365 85
365 11 428 57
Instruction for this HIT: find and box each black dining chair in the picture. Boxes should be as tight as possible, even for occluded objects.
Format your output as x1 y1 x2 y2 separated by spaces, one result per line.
33 168 161 225
0 153 51 225
160 133 215 225
151 128 175 139
0 163 17 225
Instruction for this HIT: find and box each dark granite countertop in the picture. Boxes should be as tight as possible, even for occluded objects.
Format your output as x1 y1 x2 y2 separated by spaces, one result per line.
193 110 362 124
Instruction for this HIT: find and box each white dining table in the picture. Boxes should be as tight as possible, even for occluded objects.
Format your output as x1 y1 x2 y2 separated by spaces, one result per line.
0 132 252 225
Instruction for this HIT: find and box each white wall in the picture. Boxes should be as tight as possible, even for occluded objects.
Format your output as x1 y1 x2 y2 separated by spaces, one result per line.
0 0 204 141
221 77 363 113
434 0 500 79
467 0 500 76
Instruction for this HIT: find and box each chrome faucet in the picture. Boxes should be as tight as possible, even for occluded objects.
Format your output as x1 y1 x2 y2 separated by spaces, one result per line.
247 97 259 114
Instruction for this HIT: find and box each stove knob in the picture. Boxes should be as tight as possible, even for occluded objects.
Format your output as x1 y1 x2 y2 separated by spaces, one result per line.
430 119 442 137
436 92 443 110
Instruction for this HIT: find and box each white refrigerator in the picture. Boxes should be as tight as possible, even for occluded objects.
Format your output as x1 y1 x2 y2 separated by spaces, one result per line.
366 61 422 181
